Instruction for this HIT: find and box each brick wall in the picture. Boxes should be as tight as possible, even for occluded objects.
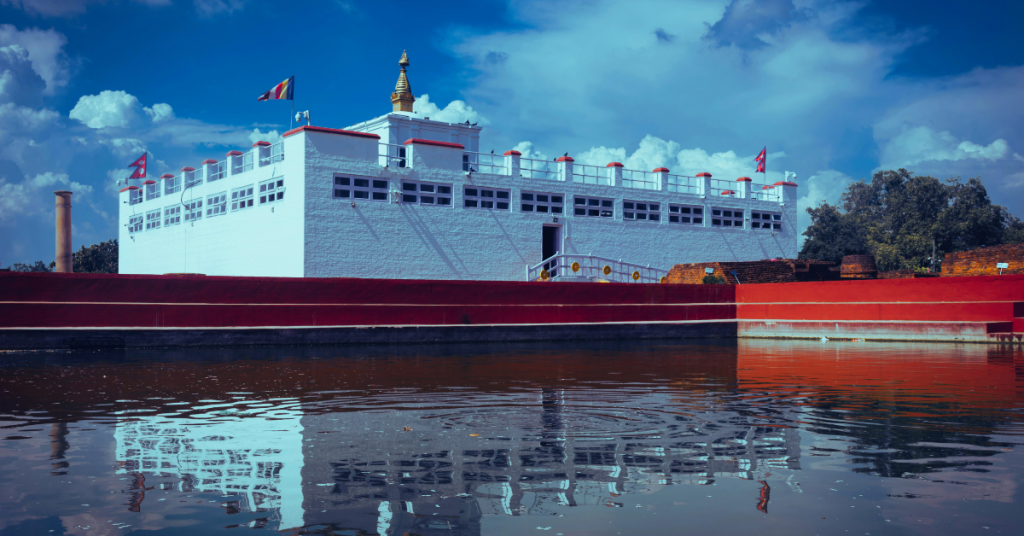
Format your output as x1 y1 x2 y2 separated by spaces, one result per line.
942 243 1024 277
666 259 829 285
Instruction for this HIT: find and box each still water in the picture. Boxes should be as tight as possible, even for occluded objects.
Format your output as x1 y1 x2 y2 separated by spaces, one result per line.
1 339 1022 535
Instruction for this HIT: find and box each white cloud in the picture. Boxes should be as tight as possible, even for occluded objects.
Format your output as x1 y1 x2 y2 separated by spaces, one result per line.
879 125 1009 169
69 89 141 129
0 0 171 17
248 128 281 145
143 102 174 123
0 25 69 94
795 168 853 243
413 94 489 126
0 44 47 105
99 137 146 157
511 141 548 162
0 171 92 224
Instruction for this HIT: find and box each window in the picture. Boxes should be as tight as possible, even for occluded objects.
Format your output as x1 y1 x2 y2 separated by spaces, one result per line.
164 205 181 227
711 208 743 228
129 188 142 205
668 205 703 225
335 177 388 201
184 199 203 222
401 181 452 206
206 192 227 217
164 175 181 195
231 185 254 211
624 201 660 221
751 211 782 230
574 196 613 218
145 182 161 201
259 177 285 204
184 169 202 189
145 209 161 231
521 192 563 214
128 214 143 233
464 187 510 210
462 154 470 172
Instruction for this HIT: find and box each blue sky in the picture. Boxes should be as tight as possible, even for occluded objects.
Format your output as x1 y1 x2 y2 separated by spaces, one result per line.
2 0 1023 265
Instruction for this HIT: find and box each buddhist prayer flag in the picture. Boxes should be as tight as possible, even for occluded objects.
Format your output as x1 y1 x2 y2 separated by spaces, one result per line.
258 76 294 101
127 152 147 179
755 147 766 173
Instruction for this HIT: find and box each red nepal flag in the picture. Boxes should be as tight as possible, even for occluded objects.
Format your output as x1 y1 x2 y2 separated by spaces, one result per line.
755 147 766 173
127 152 147 179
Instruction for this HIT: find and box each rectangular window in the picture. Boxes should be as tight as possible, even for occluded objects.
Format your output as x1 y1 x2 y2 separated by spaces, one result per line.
574 196 613 218
623 200 660 222
711 208 743 228
129 188 142 205
401 181 452 206
145 209 161 231
128 214 143 233
668 204 704 225
145 182 161 201
231 184 254 211
184 199 203 222
206 191 227 218
751 211 782 230
259 177 285 204
464 186 510 210
164 175 181 195
184 169 202 189
521 192 564 214
334 176 389 201
164 205 181 227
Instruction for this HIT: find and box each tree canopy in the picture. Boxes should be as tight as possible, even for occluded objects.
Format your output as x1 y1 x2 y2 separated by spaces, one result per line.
799 169 1024 271
2 239 118 274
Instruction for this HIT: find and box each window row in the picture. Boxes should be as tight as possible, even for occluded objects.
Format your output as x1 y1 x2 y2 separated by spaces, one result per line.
125 178 283 233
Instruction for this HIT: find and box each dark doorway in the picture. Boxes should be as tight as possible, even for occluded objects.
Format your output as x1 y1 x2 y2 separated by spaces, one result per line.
542 226 560 277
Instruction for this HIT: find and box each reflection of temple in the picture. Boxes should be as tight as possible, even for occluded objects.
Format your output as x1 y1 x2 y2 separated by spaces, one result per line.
113 401 305 530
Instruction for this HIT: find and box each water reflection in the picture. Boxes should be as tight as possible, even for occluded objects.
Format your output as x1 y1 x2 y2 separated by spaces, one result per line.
0 340 1022 534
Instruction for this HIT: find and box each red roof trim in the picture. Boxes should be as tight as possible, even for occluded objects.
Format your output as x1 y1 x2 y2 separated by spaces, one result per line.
404 138 465 149
282 125 381 140
160 173 175 179
118 186 140 193
226 150 243 156
774 181 798 187
653 167 670 173
252 141 271 147
503 150 522 156
180 167 195 172
721 190 736 195
762 185 775 189
556 156 574 162
201 159 218 165
606 162 624 167
142 180 156 185
736 177 752 182
696 172 713 178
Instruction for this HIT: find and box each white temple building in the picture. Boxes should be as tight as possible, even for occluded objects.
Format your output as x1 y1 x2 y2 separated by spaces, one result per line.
118 51 798 281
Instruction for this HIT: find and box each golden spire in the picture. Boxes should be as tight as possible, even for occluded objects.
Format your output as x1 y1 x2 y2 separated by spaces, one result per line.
391 50 415 112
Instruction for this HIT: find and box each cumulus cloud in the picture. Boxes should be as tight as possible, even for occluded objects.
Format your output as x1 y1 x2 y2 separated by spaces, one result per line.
879 126 1009 169
413 94 489 125
143 102 174 123
704 0 809 50
511 141 548 162
98 137 146 157
69 90 141 128
248 128 281 145
0 45 46 106
0 171 92 223
0 25 69 94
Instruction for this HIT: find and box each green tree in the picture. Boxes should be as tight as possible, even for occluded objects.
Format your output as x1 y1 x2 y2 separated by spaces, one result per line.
800 169 1019 272
9 261 52 272
72 239 119 274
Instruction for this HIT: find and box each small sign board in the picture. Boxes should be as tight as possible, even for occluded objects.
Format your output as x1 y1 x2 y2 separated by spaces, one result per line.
997 263 1009 269
704 267 714 274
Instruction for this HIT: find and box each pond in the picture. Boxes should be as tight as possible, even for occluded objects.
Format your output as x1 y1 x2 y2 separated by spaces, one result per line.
1 339 1022 535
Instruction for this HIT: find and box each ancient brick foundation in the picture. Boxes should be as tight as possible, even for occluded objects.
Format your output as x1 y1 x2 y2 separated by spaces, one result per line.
943 243 1024 277
666 259 838 285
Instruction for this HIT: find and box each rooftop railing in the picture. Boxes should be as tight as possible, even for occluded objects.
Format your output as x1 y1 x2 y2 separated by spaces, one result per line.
667 174 700 195
463 151 507 175
379 143 407 168
527 253 669 284
572 163 611 186
621 169 659 191
520 157 559 181
260 142 284 166
208 161 225 182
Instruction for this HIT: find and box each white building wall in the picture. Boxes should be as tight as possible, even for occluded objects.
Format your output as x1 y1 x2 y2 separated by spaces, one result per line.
119 138 305 277
346 112 481 152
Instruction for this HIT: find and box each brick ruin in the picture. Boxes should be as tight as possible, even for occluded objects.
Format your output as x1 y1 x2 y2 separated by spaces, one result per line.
666 259 839 285
942 243 1024 277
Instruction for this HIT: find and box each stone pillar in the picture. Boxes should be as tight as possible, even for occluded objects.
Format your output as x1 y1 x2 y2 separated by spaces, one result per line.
775 180 798 206
556 156 574 182
606 162 623 186
253 141 270 167
201 159 217 182
653 167 669 191
697 172 712 198
226 150 243 177
504 150 522 177
54 190 72 273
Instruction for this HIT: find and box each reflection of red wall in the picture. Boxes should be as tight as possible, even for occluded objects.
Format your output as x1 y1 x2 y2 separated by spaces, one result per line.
0 343 741 422
736 341 1024 412
0 273 734 328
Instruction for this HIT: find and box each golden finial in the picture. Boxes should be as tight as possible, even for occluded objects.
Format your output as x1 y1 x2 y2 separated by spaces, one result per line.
392 50 415 112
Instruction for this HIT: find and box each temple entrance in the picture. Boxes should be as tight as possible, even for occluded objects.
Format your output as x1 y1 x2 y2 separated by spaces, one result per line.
542 225 560 277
